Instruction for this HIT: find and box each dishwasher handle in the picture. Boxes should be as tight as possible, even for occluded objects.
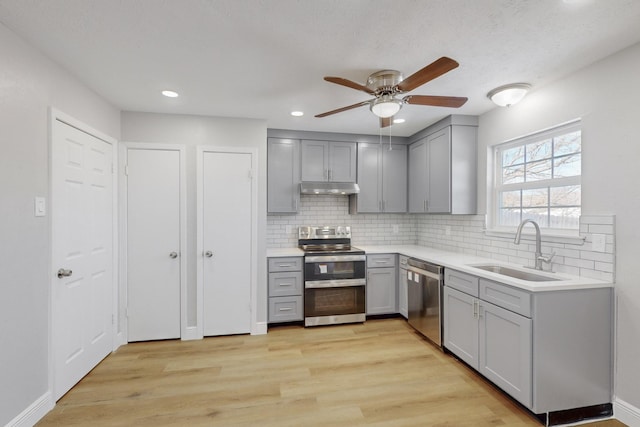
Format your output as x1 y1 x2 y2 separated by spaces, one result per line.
407 265 442 281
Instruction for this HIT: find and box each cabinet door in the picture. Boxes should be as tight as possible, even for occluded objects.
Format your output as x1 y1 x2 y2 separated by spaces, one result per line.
366 267 397 315
301 140 328 181
382 144 407 212
398 267 408 318
329 142 357 182
443 286 479 370
356 143 381 212
408 138 428 213
267 138 300 213
479 301 532 408
427 127 451 213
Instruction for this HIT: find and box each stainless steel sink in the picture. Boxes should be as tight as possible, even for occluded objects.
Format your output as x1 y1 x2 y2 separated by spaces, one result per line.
469 264 561 282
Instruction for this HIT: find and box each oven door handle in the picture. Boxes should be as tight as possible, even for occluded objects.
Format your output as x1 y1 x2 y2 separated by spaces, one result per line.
305 255 366 263
305 279 366 289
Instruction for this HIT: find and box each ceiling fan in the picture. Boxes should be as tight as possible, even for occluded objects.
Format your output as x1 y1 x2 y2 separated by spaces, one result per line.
315 57 468 128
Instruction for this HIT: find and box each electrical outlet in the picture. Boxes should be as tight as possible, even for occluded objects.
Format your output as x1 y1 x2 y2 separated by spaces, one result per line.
445 225 451 236
34 197 46 217
285 225 292 234
392 224 399 234
592 234 606 252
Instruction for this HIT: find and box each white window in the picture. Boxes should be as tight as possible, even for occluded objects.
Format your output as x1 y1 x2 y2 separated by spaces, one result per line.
492 121 581 232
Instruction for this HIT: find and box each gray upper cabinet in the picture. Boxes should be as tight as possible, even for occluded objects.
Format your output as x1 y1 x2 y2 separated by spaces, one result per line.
352 143 407 213
408 117 477 214
267 138 300 213
300 140 356 182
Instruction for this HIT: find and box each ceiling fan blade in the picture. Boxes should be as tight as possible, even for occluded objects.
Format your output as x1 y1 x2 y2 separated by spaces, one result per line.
315 100 372 118
324 77 375 95
380 117 392 128
403 95 468 108
396 57 460 92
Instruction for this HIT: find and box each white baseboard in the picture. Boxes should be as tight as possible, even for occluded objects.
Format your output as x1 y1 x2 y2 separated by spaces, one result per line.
181 326 201 341
252 321 268 335
614 397 640 426
6 391 54 427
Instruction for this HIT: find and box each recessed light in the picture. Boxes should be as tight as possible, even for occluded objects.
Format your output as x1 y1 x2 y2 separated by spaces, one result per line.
393 118 406 124
162 90 179 98
291 111 304 117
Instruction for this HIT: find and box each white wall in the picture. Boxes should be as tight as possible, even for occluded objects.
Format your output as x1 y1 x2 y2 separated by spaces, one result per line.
0 23 120 426
120 112 267 329
478 42 640 414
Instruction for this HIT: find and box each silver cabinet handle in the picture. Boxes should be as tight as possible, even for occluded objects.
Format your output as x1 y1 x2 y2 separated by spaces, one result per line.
328 169 332 181
205 251 213 258
169 252 178 259
57 268 72 278
278 307 293 312
294 198 298 211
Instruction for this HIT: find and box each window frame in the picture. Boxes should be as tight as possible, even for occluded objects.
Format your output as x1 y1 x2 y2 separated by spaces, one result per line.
490 120 582 235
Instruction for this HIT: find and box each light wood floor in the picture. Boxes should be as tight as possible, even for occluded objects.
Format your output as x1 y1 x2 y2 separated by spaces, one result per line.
37 318 624 427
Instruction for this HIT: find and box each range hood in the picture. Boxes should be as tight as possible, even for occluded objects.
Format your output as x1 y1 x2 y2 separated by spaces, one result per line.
300 182 360 195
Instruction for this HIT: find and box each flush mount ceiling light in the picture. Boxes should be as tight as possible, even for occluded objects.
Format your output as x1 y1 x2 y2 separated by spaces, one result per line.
290 111 304 117
393 118 406 124
487 83 531 107
161 90 179 98
370 94 403 118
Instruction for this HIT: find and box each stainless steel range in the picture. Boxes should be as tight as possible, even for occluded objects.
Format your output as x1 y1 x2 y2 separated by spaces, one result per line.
299 226 366 327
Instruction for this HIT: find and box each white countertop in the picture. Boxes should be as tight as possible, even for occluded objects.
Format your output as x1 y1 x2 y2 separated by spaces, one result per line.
266 247 304 257
267 244 612 292
358 245 612 292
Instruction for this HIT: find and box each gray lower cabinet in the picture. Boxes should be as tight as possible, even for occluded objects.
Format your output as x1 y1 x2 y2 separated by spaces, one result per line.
366 254 397 315
408 116 477 214
268 257 303 323
398 255 408 318
443 268 612 414
267 138 300 213
351 143 407 213
300 140 356 183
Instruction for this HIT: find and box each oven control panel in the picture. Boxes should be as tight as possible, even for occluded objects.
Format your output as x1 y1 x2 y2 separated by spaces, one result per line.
298 226 351 239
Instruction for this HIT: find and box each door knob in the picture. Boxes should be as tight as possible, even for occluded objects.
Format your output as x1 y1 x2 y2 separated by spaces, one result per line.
204 251 213 258
57 268 72 278
169 252 178 259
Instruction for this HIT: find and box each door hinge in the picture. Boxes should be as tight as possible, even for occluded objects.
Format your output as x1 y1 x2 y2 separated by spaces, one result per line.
124 165 129 176
248 169 253 180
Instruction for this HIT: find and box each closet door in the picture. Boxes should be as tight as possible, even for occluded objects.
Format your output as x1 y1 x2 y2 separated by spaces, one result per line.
126 145 184 342
200 149 254 336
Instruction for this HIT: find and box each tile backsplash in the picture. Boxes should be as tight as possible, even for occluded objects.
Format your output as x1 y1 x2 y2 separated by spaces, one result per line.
267 195 616 282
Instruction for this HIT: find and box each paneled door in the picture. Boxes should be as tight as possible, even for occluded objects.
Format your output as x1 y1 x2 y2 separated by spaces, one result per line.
199 148 255 336
51 117 114 400
125 145 184 342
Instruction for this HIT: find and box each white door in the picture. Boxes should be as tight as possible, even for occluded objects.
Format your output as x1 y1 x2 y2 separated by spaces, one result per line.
126 147 182 342
201 150 253 336
51 119 114 400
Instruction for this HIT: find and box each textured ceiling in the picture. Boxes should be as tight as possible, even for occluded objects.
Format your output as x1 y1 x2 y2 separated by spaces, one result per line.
1 0 640 136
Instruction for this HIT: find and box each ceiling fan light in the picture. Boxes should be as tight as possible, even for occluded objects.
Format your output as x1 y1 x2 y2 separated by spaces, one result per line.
487 83 531 107
370 96 402 118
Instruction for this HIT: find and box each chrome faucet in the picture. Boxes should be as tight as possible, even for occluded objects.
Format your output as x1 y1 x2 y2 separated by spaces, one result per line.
514 219 555 271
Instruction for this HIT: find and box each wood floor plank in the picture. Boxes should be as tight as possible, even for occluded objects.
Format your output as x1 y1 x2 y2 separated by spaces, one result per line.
37 318 623 427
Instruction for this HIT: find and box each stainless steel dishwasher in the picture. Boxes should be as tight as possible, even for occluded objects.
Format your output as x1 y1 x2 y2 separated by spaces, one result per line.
407 258 444 346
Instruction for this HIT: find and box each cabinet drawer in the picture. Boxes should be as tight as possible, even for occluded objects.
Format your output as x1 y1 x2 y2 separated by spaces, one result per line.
268 271 303 297
268 296 303 323
268 257 302 272
367 253 397 268
480 279 531 318
445 269 479 297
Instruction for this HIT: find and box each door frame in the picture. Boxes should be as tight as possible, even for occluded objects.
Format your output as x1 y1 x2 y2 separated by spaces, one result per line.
196 146 259 337
119 142 189 340
48 108 119 398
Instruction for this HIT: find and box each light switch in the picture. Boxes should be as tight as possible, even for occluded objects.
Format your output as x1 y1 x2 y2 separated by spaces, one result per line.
34 197 46 217
592 234 606 252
